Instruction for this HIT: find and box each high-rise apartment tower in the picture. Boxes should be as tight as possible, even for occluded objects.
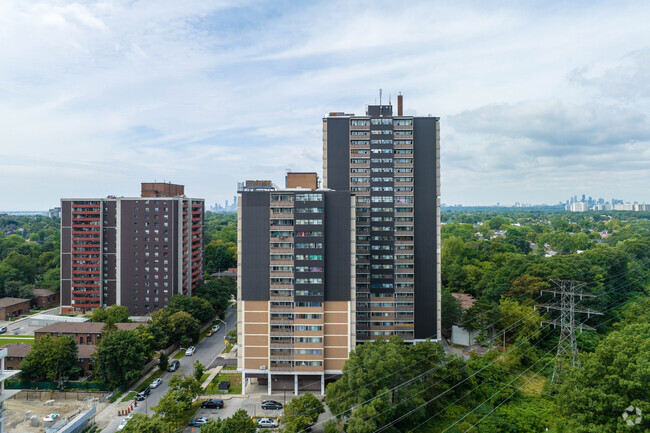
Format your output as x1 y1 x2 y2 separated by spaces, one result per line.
323 96 441 342
60 183 204 315
237 173 355 394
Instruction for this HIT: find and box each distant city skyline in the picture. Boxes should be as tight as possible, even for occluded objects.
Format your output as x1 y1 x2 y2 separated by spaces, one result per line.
1 1 650 210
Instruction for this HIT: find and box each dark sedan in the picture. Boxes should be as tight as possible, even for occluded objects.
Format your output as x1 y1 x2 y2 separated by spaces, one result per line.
261 400 283 410
201 399 224 409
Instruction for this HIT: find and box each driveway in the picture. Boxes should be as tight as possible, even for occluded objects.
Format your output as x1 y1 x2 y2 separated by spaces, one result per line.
100 311 237 433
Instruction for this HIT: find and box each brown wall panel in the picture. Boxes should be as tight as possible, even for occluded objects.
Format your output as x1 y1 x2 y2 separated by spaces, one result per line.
245 335 268 346
244 347 268 358
244 324 268 335
324 324 348 335
244 301 269 312
324 347 350 359
324 301 348 311
245 359 268 369
244 312 268 323
325 359 346 370
324 312 348 323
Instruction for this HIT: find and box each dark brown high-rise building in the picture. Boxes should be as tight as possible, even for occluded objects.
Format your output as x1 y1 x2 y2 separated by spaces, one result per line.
323 97 441 342
60 183 204 315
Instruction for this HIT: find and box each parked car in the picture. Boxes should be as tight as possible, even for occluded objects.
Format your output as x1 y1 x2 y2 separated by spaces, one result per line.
201 398 224 409
43 413 59 422
136 387 151 401
150 378 163 389
211 324 220 332
185 346 196 356
258 418 279 428
0 326 7 334
261 400 283 410
188 417 209 427
205 330 214 337
168 360 180 372
117 419 128 431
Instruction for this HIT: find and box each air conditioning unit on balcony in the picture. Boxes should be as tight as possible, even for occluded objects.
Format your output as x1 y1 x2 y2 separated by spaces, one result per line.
260 365 266 371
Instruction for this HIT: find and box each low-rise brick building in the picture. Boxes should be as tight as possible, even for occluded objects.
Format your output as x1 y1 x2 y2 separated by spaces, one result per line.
2 343 97 376
0 298 31 320
31 289 60 309
34 322 140 345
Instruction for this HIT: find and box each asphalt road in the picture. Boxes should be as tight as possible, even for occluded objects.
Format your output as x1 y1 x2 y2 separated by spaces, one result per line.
102 311 237 433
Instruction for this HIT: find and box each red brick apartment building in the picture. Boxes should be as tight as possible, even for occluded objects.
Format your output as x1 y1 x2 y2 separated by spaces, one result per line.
60 183 204 315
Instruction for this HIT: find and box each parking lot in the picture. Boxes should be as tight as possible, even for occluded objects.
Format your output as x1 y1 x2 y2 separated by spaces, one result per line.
182 395 332 432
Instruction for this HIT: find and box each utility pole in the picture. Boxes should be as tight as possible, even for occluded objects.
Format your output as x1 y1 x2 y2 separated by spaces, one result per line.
537 279 602 390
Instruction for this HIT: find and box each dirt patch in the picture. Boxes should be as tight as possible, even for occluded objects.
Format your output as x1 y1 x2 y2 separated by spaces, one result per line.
4 398 99 433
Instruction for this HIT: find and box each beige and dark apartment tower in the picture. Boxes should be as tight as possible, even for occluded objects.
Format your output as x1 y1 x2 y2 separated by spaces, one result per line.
237 173 355 394
323 97 441 343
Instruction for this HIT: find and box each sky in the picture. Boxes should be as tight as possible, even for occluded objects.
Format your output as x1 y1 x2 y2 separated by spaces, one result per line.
1 0 650 210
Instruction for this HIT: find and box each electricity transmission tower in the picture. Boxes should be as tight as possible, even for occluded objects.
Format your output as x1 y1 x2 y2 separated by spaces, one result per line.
537 279 602 389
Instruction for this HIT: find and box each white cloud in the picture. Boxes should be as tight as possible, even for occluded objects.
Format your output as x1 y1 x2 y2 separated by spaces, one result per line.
1 0 650 209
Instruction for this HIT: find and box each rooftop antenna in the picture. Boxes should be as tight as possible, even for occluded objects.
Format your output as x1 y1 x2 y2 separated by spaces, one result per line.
389 94 391 105
379 88 382 105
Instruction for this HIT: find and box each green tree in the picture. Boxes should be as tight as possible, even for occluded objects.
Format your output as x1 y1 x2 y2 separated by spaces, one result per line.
193 360 205 382
168 311 200 345
20 335 80 382
91 304 131 325
204 240 236 274
134 325 157 359
498 298 542 344
281 392 324 433
167 295 214 324
441 287 462 338
152 388 192 427
195 279 235 315
153 374 202 428
558 322 650 432
94 330 147 387
168 373 202 398
122 414 167 433
200 419 228 433
158 352 169 372
225 409 257 433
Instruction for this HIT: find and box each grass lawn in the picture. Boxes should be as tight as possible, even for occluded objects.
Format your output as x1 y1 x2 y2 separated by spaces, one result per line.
199 373 209 384
172 350 185 360
198 327 212 343
0 336 34 346
221 343 233 354
136 369 166 392
222 365 237 370
204 372 241 395
110 388 126 402
121 391 137 402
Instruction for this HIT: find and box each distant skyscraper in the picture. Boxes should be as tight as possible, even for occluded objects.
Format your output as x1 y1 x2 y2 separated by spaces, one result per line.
323 95 441 343
60 182 204 314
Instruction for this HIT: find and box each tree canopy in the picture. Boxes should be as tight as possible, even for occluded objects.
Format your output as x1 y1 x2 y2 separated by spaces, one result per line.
94 329 147 387
19 335 79 382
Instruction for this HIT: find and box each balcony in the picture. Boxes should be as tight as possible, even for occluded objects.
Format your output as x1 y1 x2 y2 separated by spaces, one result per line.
271 213 294 219
269 352 293 360
269 329 293 337
270 225 294 232
270 305 294 313
270 201 293 207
